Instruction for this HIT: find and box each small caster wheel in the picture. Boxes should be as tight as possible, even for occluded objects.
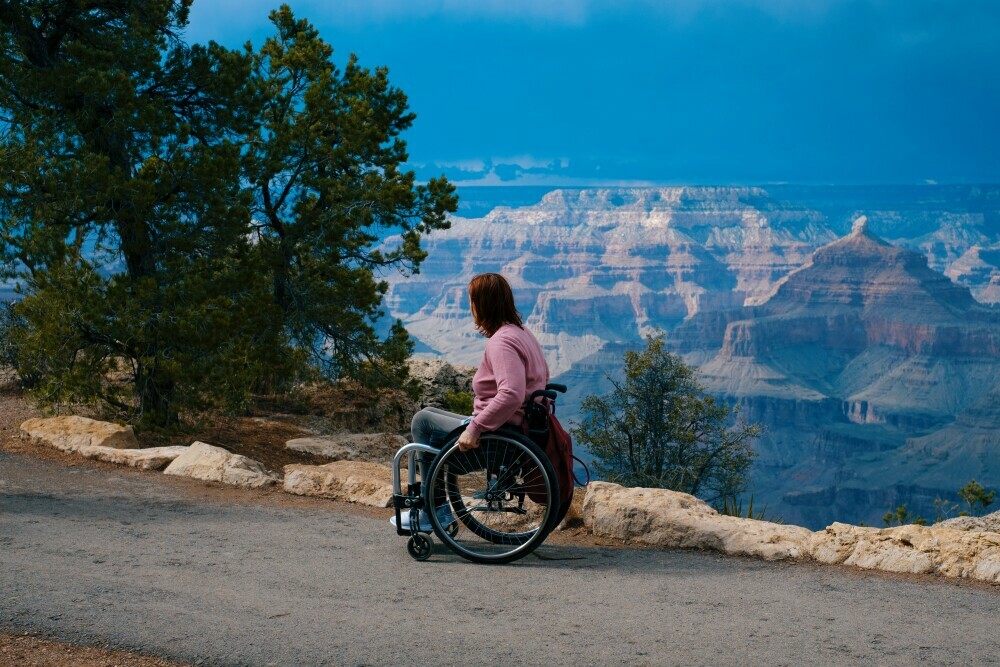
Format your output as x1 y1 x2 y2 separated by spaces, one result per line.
446 521 459 538
407 533 433 561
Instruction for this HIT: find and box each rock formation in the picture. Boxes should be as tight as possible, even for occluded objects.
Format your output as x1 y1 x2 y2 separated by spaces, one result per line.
938 509 1000 533
387 187 837 374
163 441 278 488
20 416 139 452
945 244 1000 304
285 433 406 464
809 522 1000 581
385 185 1000 528
675 219 1000 527
406 358 475 409
582 482 1000 582
78 445 189 470
282 460 394 507
583 481 814 561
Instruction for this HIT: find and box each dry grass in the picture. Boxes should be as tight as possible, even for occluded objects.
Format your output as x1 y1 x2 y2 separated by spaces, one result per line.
0 634 187 667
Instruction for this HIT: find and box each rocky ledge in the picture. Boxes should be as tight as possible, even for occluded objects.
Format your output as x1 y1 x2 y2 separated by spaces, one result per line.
585 482 1000 582
283 460 393 507
285 433 406 465
21 415 1000 582
164 441 279 489
21 415 139 452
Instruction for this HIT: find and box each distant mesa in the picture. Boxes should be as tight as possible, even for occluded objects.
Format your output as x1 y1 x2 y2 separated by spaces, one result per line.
383 185 1000 527
677 220 1000 526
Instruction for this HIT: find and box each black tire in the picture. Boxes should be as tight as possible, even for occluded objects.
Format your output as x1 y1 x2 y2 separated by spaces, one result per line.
407 533 433 561
424 428 560 564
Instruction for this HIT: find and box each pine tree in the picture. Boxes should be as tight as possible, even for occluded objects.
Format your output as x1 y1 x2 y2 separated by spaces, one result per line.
0 2 455 425
573 333 762 502
244 7 455 383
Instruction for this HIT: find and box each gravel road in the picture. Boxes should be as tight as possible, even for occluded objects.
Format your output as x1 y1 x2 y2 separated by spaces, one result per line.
2 451 999 667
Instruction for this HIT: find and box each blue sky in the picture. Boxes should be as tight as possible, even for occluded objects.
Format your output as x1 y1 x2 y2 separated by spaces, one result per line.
185 0 1000 186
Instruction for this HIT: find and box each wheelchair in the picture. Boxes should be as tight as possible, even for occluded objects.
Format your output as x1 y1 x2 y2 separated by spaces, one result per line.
391 383 570 564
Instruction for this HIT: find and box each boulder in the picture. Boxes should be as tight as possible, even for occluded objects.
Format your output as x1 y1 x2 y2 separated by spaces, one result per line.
938 510 1000 533
285 433 407 464
935 530 1000 582
78 445 189 471
20 416 138 453
582 481 813 561
407 359 475 409
163 442 278 488
808 522 874 565
809 522 1000 582
841 524 938 575
282 460 394 507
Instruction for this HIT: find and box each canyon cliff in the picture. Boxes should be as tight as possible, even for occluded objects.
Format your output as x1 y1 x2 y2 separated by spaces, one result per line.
677 216 1000 526
384 185 1000 528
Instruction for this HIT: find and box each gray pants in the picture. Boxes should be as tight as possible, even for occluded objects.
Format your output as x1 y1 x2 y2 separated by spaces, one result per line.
410 406 468 448
410 407 468 480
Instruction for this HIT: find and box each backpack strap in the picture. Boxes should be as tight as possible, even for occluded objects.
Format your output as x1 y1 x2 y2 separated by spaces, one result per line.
571 455 591 488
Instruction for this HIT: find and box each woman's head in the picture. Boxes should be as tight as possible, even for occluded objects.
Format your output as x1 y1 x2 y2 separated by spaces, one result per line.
468 273 522 337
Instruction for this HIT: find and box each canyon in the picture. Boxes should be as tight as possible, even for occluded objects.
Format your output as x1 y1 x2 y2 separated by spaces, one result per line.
384 185 1000 528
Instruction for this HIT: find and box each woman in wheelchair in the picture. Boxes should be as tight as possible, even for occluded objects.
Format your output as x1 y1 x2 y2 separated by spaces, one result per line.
393 273 564 563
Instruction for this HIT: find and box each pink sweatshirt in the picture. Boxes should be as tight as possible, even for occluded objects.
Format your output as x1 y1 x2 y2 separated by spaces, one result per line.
466 323 550 440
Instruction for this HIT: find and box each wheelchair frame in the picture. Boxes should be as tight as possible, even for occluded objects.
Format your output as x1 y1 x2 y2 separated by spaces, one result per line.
392 383 567 563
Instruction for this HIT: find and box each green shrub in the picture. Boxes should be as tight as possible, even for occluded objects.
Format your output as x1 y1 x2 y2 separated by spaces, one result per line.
882 504 926 527
573 332 762 504
443 389 473 415
958 480 996 517
714 495 781 523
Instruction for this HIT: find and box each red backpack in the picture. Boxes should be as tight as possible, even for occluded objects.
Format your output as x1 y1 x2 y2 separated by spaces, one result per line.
523 391 576 508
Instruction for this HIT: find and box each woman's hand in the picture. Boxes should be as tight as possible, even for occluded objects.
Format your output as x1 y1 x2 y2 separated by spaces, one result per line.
457 430 479 452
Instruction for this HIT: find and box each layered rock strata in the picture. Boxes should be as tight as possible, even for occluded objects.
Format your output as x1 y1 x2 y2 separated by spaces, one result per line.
675 218 1000 526
383 186 1000 527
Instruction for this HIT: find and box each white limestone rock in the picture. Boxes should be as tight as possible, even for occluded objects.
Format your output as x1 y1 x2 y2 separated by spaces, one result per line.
78 445 189 471
20 416 139 453
582 481 813 561
282 460 394 507
937 510 1000 533
163 441 278 488
810 521 1000 582
285 433 407 464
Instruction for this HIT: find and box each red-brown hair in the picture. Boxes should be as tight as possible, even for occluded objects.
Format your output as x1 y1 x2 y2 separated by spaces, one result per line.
468 273 523 337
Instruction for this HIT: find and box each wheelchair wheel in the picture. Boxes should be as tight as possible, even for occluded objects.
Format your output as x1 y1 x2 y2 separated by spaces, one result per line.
424 430 560 564
407 534 433 561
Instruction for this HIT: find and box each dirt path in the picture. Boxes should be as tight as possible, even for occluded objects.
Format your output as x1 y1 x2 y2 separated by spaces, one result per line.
3 451 1000 667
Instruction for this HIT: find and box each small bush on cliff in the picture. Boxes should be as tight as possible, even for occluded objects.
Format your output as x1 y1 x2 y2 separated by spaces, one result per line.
715 495 780 522
958 480 996 517
443 390 474 415
573 333 762 503
882 504 927 527
932 497 962 523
